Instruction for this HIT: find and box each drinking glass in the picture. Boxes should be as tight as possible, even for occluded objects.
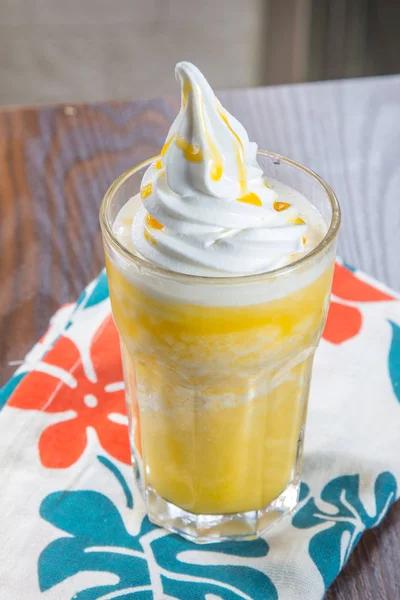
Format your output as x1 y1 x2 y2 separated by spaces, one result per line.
100 150 341 543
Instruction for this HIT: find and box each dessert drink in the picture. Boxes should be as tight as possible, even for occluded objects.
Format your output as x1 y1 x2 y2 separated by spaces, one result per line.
100 62 340 542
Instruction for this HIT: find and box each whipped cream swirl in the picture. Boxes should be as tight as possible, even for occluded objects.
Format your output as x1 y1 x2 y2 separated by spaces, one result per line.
132 61 307 276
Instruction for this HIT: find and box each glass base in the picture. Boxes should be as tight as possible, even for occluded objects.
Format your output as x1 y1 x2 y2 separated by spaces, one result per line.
146 479 300 544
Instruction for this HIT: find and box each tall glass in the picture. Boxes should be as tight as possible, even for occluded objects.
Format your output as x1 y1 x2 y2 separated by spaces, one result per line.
100 150 341 543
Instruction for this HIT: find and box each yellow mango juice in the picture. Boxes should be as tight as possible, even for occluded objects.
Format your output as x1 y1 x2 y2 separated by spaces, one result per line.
106 257 333 515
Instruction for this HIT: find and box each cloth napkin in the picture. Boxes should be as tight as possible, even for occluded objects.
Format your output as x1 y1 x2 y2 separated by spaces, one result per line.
1 261 400 600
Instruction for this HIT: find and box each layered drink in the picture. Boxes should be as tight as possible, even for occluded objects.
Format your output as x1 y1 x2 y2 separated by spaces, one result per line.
101 62 340 542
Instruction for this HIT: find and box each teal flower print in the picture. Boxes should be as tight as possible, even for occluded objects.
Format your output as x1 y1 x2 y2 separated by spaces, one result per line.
389 321 400 403
39 456 277 599
74 270 109 312
292 472 397 589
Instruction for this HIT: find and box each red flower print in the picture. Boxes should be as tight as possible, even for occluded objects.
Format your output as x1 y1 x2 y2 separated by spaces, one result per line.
8 315 130 468
323 264 395 344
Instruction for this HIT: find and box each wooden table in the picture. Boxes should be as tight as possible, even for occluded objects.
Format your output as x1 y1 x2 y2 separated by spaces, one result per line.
1 75 400 599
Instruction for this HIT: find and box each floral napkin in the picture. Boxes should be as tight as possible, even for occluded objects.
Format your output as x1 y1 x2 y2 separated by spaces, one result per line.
1 261 399 600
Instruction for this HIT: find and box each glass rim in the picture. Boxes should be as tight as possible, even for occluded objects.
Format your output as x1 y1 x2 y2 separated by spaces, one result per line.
100 149 341 284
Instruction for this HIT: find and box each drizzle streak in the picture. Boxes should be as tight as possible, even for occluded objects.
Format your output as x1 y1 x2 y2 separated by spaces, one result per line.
140 183 153 200
273 201 291 212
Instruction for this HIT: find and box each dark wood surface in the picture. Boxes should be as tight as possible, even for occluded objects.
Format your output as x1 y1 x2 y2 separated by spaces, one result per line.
1 76 400 599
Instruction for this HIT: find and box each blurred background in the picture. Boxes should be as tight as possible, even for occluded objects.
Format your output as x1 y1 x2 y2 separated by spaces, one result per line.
1 0 399 106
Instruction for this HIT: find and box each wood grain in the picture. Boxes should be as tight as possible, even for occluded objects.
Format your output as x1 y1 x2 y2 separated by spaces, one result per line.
1 75 400 599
